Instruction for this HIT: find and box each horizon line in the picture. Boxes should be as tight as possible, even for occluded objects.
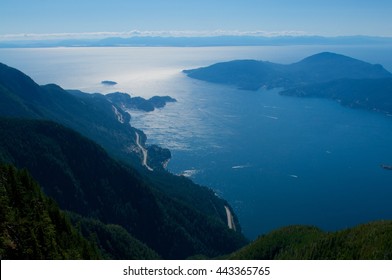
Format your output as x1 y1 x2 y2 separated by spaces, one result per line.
1 30 392 42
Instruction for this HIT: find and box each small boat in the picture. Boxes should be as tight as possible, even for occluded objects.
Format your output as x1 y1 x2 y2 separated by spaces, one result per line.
380 164 392 171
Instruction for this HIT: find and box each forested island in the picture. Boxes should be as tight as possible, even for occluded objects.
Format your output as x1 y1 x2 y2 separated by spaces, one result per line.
184 52 392 115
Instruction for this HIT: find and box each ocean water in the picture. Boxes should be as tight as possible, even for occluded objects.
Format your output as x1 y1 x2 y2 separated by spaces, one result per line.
1 45 392 239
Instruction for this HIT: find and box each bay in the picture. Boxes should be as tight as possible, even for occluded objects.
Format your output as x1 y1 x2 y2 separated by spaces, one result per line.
1 45 392 239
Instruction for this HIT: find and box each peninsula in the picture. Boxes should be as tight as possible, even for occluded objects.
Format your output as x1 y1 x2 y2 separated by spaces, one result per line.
105 92 177 112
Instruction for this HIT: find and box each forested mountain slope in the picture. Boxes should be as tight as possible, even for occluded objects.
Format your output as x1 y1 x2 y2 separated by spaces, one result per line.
0 118 246 259
229 222 392 260
0 164 100 259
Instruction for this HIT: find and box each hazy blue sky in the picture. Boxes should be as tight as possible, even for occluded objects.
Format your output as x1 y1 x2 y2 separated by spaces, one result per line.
1 0 392 38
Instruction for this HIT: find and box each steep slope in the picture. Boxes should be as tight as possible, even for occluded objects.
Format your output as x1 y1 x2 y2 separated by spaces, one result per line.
0 164 100 259
69 213 160 260
0 62 243 241
228 221 392 260
0 62 166 169
0 62 47 118
0 118 247 259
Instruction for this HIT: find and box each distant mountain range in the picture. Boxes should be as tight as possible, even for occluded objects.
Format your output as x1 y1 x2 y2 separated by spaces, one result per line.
1 35 392 48
184 52 392 115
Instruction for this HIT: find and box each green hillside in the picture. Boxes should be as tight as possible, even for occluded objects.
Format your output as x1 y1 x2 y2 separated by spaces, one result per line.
229 221 392 260
0 164 100 259
0 118 247 259
0 62 239 228
0 62 165 169
69 213 160 260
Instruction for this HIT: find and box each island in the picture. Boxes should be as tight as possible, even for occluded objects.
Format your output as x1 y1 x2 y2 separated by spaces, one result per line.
184 52 392 115
101 80 118 86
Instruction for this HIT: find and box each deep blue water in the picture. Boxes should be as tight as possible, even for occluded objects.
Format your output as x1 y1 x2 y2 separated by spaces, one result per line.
151 82 392 239
1 46 392 239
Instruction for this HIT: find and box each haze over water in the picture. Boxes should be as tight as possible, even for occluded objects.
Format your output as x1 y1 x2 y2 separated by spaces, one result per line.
1 45 392 239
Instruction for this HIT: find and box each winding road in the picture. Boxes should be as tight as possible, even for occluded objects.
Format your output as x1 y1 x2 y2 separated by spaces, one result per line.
224 206 237 231
135 131 154 171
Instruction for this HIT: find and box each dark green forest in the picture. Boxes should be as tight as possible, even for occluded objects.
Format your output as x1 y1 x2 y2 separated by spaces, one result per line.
228 222 392 260
0 164 100 259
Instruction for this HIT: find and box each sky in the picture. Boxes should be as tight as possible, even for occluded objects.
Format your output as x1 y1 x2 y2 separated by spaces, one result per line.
1 0 392 40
